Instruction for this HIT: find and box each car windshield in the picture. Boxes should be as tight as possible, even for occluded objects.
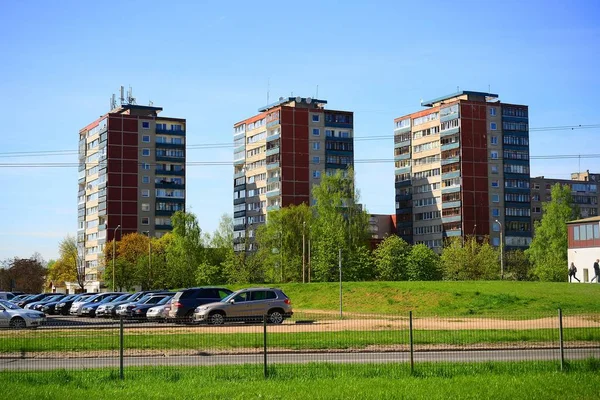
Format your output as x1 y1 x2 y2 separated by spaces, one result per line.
100 295 118 303
157 296 172 305
221 290 242 303
136 295 152 303
60 295 76 301
112 294 131 302
0 300 20 310
46 295 63 302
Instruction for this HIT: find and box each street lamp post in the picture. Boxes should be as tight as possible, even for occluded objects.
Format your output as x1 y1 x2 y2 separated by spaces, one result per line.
112 225 121 291
495 219 504 280
302 221 306 283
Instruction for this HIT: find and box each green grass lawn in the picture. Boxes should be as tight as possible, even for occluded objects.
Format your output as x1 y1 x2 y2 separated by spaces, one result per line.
244 281 600 317
1 328 597 353
2 360 599 400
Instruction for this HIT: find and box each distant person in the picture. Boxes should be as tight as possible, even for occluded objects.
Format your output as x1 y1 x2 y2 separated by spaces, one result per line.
569 263 580 283
591 259 600 283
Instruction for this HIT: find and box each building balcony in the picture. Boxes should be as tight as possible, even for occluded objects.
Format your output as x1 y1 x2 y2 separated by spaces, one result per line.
441 142 460 152
441 157 460 166
326 162 352 169
156 142 185 149
266 147 280 157
442 215 462 224
266 133 280 142
234 158 245 166
393 125 411 134
155 224 173 231
441 185 461 194
396 194 412 201
441 170 460 180
156 195 185 201
233 224 246 232
234 170 245 179
234 144 245 153
394 140 410 149
395 167 411 175
155 169 185 176
98 224 106 231
155 183 185 190
326 136 353 142
266 189 281 198
267 204 280 212
395 180 412 188
155 209 179 216
156 155 185 163
440 113 459 123
444 229 462 237
234 197 245 205
442 201 461 209
267 162 280 170
156 128 185 135
267 176 280 184
234 210 246 218
234 183 246 192
440 127 460 137
394 153 410 161
233 236 246 244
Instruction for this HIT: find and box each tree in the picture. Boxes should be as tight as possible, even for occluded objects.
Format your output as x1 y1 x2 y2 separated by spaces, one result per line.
104 232 151 291
373 235 411 280
441 236 500 280
166 211 206 288
57 235 85 292
505 250 534 281
0 257 47 293
310 169 370 282
199 214 234 285
406 244 442 281
526 183 579 282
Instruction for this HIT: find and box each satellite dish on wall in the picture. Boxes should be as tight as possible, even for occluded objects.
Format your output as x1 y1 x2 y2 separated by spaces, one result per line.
279 97 284 101
295 96 302 103
306 97 312 104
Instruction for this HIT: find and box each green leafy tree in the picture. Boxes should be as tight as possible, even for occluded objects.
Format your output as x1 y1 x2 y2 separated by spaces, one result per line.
197 214 234 285
505 250 534 281
526 183 579 282
373 235 411 280
344 245 375 281
166 211 206 288
56 235 85 292
310 169 370 282
442 236 500 280
406 244 442 281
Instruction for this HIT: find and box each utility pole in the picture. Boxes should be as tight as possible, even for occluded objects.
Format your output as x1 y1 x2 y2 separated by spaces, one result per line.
302 221 306 283
495 219 504 279
112 225 121 291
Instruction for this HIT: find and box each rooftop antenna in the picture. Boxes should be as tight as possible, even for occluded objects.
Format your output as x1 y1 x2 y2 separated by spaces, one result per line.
127 86 136 105
110 93 117 110
149 100 153 106
316 85 319 98
267 78 270 105
120 86 125 105
488 84 491 93
456 86 460 93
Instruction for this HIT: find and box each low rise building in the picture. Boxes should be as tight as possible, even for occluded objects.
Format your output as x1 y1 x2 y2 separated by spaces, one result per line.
566 216 600 283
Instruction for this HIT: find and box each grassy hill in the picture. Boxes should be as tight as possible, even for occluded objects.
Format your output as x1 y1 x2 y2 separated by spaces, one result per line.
235 281 600 318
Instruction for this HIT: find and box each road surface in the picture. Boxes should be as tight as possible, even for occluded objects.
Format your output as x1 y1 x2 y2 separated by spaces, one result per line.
1 348 598 371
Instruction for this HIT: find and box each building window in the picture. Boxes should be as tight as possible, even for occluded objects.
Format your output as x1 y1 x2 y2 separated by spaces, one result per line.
142 163 150 170
142 121 150 129
142 203 150 212
313 170 321 178
533 207 541 213
313 142 320 150
312 128 320 136
491 136 498 145
490 108 496 116
312 114 320 122
491 165 499 174
492 180 499 188
492 237 500 246
492 194 499 203
492 222 500 232
492 208 499 217
142 176 150 184
491 151 498 159
142 189 150 197
313 156 320 164
490 122 497 130
142 148 151 156
141 217 149 225
142 135 151 143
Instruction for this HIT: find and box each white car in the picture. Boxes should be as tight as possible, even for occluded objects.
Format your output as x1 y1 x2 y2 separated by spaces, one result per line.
0 300 46 328
147 304 169 321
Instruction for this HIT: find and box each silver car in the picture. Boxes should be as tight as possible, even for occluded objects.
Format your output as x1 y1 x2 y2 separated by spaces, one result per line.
0 299 46 328
193 288 293 325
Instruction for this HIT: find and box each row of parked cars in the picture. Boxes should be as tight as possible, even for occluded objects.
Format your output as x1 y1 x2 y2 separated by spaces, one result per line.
1 286 294 326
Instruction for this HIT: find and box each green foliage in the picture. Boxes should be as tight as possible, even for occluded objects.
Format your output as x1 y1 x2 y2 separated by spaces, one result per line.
441 237 500 280
373 235 411 280
526 183 579 282
344 245 375 281
505 250 534 281
406 244 442 281
166 211 206 288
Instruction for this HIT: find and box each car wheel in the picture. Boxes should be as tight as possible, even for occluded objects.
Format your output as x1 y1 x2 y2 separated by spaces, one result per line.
208 312 225 325
268 310 284 324
9 317 27 329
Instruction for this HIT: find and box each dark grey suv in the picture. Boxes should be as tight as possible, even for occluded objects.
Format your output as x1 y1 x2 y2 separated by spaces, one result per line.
192 287 293 325
168 287 232 321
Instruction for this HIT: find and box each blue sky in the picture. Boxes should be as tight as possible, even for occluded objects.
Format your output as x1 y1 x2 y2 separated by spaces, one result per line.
0 0 598 262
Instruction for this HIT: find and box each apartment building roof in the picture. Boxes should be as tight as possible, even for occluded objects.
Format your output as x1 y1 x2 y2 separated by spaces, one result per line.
567 216 600 224
421 90 498 107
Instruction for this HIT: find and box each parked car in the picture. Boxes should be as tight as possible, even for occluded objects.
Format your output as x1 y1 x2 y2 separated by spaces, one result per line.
168 287 233 322
27 294 66 311
96 293 135 318
193 288 293 325
55 294 94 315
0 299 46 328
147 302 171 322
70 293 122 316
117 294 173 319
42 294 79 315
10 294 31 303
97 291 168 318
17 293 55 308
130 294 174 320
79 294 123 317
0 292 16 301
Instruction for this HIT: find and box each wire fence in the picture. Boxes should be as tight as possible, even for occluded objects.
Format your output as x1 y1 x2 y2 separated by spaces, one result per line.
0 309 598 379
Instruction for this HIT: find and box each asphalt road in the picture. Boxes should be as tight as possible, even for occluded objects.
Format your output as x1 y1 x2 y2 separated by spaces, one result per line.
1 348 598 371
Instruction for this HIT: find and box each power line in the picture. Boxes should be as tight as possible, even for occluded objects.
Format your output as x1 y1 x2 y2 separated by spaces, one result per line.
0 123 598 159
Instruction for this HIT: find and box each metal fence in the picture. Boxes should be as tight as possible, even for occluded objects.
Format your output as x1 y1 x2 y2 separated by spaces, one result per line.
0 309 598 379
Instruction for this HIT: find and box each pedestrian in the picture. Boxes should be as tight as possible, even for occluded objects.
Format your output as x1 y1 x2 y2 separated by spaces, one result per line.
569 262 580 283
591 259 600 283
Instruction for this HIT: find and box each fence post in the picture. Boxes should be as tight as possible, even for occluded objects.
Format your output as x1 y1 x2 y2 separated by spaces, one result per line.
119 316 124 380
558 308 564 371
263 314 268 378
409 311 414 375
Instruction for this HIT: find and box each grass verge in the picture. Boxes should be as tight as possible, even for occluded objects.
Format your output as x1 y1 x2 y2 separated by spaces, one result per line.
1 328 598 353
1 360 599 399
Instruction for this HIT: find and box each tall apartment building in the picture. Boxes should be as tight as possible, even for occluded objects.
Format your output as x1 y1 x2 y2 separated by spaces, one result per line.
78 104 186 292
531 170 599 225
393 90 531 252
232 97 354 251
